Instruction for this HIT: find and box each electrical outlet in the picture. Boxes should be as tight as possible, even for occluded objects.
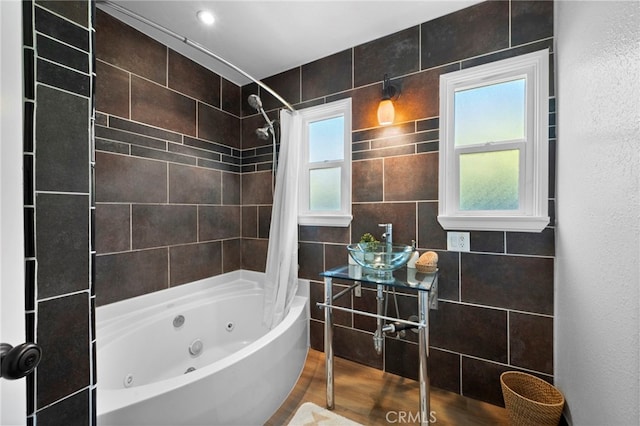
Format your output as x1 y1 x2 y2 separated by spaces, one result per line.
447 232 470 252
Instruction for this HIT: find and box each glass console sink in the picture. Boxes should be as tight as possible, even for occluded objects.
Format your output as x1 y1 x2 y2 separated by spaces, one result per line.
347 243 414 282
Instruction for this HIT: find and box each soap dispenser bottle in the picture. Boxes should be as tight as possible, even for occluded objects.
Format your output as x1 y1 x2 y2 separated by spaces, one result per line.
407 240 419 268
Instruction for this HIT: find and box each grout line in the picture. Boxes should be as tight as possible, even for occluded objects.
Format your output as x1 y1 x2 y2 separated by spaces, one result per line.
36 289 91 304
460 354 463 394
418 21 422 71
458 252 462 302
195 101 199 139
36 55 91 77
436 298 554 318
33 384 92 415
506 310 511 365
35 31 90 56
299 66 303 103
508 0 512 48
351 48 354 91
166 247 171 289
34 3 90 31
504 232 507 254
433 345 553 378
128 71 132 120
35 190 90 196
35 80 91 101
129 203 133 251
219 75 223 110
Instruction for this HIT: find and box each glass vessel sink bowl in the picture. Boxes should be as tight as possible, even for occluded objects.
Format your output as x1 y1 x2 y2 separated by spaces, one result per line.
347 243 415 282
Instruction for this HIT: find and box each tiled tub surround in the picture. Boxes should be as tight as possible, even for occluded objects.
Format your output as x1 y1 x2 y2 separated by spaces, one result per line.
242 0 556 407
94 9 243 306
22 0 96 424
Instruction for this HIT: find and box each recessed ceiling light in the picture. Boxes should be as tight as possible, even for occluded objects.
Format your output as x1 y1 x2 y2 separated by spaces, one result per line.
197 10 215 26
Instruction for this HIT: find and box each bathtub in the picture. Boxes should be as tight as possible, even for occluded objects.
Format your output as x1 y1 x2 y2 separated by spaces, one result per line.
96 270 309 426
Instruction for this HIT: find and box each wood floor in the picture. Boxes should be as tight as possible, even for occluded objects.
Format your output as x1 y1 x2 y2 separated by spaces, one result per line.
266 349 508 426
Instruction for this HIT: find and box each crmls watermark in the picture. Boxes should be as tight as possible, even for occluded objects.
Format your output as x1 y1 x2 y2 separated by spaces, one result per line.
385 410 438 423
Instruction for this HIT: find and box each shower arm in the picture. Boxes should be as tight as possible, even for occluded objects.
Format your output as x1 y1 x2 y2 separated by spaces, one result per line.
258 107 275 132
98 0 295 112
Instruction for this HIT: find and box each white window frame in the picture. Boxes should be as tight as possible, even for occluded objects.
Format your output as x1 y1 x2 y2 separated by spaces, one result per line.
298 98 352 227
438 49 550 232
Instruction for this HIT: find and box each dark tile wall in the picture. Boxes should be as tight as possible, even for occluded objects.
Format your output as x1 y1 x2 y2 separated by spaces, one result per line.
242 0 556 407
22 0 555 423
23 0 95 424
90 0 554 411
94 9 242 306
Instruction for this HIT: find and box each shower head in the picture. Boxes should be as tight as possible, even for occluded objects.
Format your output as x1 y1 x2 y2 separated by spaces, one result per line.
247 94 263 111
249 94 275 140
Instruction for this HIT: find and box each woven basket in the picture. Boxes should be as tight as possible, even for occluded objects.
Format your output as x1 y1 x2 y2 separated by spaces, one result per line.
500 371 565 426
415 251 438 273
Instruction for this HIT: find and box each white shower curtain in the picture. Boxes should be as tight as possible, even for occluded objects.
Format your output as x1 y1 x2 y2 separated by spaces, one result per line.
263 109 302 329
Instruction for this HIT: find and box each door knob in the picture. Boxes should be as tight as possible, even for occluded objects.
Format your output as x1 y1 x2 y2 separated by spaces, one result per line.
0 342 42 380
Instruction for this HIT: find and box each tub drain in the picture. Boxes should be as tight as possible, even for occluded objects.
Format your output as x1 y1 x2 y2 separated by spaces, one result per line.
185 367 196 374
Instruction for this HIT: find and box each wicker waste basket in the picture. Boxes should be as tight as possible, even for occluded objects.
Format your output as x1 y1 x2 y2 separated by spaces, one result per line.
500 371 565 426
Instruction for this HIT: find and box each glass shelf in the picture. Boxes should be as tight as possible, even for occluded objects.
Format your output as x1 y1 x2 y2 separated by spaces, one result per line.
320 265 437 292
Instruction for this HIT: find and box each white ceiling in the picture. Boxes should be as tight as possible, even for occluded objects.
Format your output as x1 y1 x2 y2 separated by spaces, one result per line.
98 0 482 86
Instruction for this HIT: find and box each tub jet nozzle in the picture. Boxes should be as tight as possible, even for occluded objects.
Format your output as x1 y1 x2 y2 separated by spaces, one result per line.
189 339 203 357
173 315 185 328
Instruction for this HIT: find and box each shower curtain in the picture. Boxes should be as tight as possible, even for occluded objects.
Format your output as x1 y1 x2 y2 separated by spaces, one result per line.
263 109 302 329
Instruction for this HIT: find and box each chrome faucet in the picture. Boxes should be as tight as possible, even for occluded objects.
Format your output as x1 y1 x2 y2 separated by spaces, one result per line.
378 223 392 245
373 223 393 355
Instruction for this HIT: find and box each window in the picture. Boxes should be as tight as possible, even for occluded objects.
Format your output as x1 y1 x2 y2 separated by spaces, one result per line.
298 98 352 227
438 49 550 232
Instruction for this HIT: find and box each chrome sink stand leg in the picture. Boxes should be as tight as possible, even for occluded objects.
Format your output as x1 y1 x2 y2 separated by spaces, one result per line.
324 276 334 409
373 284 384 354
418 289 430 425
324 273 433 424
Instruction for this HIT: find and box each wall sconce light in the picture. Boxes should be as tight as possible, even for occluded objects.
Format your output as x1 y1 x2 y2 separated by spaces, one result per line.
377 74 399 126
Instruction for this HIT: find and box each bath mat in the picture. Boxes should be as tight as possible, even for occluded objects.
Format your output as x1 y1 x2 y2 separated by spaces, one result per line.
287 402 362 426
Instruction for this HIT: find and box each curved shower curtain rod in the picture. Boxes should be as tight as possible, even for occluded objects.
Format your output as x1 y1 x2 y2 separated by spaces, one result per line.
97 0 296 112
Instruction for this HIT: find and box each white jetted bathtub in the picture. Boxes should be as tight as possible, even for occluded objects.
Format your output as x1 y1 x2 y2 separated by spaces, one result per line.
96 270 309 425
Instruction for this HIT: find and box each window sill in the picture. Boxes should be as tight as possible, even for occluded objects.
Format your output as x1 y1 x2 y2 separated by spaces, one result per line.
298 214 353 228
437 215 550 233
